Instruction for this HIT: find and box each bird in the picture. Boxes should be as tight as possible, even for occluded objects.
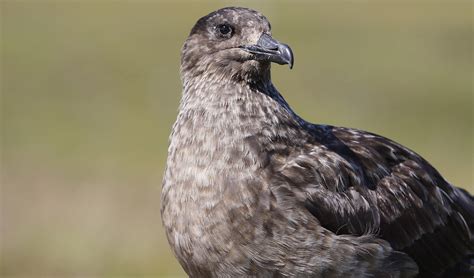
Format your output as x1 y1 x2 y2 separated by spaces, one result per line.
161 7 473 278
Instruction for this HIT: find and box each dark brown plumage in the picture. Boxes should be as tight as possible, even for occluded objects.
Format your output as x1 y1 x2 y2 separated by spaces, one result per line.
161 7 473 277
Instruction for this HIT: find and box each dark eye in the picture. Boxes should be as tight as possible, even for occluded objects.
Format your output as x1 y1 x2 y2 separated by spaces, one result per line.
216 23 233 37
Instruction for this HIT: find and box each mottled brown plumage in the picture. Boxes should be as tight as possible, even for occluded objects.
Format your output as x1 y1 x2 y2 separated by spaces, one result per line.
161 7 473 278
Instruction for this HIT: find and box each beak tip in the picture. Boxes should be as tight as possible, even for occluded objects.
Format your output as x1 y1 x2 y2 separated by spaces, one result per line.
280 44 294 70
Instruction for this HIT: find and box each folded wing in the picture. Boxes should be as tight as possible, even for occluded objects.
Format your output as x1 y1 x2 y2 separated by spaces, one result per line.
270 125 473 277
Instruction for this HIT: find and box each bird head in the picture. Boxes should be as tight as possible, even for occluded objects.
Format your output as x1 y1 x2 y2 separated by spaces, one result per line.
181 7 293 84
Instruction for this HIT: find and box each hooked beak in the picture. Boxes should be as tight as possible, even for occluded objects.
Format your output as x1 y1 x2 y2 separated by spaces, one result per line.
240 33 294 69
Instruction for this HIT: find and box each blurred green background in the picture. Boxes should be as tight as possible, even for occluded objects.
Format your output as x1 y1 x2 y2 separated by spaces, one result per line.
1 0 472 277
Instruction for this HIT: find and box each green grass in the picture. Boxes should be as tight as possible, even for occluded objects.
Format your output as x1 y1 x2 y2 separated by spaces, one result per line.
1 1 472 277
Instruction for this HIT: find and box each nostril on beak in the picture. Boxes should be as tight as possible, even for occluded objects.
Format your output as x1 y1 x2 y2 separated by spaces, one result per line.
257 33 280 51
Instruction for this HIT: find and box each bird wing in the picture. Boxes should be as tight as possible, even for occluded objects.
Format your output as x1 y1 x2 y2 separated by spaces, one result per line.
270 125 474 275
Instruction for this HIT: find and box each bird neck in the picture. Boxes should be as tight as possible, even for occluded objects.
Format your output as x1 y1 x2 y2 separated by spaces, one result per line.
177 75 301 138
166 75 305 174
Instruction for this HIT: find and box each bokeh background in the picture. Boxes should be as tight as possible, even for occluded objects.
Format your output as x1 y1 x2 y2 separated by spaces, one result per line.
1 0 472 277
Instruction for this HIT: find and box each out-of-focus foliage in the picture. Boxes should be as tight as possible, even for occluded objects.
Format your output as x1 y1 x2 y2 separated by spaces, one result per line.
1 1 472 277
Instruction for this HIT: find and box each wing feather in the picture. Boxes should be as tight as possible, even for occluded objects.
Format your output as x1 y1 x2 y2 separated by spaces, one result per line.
270 125 473 276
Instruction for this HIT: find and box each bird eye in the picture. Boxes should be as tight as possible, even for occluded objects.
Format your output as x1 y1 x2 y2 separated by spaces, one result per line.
216 23 233 38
